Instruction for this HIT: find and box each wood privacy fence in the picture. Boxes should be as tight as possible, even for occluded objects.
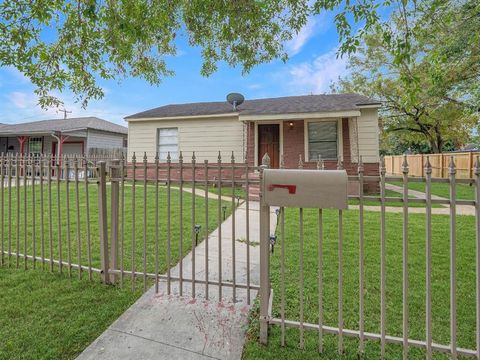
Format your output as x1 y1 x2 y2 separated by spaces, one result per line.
385 152 479 178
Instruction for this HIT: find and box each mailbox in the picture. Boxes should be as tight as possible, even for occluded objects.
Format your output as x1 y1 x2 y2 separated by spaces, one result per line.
262 169 348 209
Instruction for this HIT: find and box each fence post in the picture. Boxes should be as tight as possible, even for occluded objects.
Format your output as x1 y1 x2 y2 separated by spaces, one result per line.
110 159 120 283
97 161 110 284
259 153 271 344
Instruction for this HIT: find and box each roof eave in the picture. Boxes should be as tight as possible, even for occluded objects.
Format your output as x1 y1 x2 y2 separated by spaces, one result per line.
239 110 363 121
124 112 239 122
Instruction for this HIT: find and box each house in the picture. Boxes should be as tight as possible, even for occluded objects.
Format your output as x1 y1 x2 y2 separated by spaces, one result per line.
125 94 381 192
0 117 127 158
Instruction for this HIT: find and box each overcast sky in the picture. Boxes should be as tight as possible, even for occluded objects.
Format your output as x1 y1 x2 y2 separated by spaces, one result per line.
0 11 351 126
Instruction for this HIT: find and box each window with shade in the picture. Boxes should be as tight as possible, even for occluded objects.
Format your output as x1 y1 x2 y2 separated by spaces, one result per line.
157 128 178 160
28 137 43 154
307 121 338 160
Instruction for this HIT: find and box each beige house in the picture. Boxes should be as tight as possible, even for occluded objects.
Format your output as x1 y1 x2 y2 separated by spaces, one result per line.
125 94 381 184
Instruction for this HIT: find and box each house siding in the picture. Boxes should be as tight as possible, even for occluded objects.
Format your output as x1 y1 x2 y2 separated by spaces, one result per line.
86 129 125 150
127 116 245 161
357 108 380 163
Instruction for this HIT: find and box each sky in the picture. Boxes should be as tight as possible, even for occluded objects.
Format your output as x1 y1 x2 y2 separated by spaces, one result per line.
0 11 349 127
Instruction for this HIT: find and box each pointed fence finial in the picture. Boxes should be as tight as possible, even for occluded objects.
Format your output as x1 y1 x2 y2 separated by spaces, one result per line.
143 152 148 163
178 151 183 163
132 152 136 163
166 151 171 163
424 156 432 175
154 151 159 162
448 155 456 175
358 155 364 174
261 152 271 167
217 151 222 163
380 156 386 175
402 154 409 174
192 151 196 163
298 154 303 169
231 151 235 163
280 154 285 169
337 156 344 170
316 155 322 170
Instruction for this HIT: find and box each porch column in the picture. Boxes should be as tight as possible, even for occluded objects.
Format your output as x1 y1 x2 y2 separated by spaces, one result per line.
54 134 70 165
17 136 29 155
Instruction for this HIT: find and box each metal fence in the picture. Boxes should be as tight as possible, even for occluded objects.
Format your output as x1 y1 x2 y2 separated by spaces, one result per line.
258 154 479 358
0 152 260 303
2 151 479 358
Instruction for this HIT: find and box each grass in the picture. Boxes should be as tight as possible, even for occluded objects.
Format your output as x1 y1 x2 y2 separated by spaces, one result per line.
348 189 443 208
389 181 475 201
0 181 231 359
243 208 476 359
0 267 142 360
184 184 247 199
0 181 231 277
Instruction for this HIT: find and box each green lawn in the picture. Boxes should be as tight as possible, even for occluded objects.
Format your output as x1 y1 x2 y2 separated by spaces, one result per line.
0 182 231 278
0 267 142 360
389 181 475 201
0 182 230 359
243 208 476 359
183 184 247 200
349 189 442 208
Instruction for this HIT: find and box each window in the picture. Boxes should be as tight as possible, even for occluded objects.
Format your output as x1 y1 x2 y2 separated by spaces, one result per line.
307 121 338 160
157 128 178 160
28 137 43 154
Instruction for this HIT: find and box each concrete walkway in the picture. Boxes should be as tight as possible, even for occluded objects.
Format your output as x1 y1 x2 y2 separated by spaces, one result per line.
77 201 278 360
385 183 475 216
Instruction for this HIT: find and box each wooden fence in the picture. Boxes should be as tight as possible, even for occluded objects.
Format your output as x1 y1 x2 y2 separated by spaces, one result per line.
385 152 479 178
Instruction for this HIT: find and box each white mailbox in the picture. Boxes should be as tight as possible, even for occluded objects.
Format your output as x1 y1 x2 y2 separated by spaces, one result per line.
262 169 348 209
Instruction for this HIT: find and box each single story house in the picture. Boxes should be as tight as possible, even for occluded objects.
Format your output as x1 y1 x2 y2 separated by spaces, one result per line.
0 117 127 158
125 94 381 191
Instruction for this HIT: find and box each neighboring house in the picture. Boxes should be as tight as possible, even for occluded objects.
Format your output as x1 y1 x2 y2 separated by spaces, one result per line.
0 117 127 158
125 94 381 192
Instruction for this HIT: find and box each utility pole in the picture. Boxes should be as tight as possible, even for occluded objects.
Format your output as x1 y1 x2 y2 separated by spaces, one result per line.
58 108 72 119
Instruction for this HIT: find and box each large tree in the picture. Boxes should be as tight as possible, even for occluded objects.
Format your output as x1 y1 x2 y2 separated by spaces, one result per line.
1 0 420 108
333 0 479 153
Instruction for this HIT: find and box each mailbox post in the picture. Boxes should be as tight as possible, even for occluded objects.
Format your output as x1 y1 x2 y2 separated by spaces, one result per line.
259 154 271 344
259 165 348 345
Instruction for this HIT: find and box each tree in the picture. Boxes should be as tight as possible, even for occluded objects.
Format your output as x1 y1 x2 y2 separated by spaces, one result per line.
333 0 479 153
0 0 416 108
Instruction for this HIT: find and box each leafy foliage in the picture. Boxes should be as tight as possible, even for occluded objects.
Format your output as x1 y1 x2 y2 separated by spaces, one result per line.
1 0 422 108
333 0 479 153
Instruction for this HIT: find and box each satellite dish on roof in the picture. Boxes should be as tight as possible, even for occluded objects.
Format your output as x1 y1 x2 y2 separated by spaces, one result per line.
226 93 244 111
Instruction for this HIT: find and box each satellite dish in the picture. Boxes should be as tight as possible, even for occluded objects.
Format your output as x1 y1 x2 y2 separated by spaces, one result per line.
226 93 245 110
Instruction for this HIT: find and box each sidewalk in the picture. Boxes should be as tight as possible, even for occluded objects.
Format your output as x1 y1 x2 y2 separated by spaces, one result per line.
77 201 278 360
385 183 475 216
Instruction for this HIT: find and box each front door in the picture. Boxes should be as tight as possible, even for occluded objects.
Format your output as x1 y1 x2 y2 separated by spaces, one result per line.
258 124 280 168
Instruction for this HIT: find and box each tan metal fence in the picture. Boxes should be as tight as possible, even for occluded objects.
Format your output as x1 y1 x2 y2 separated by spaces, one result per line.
0 152 260 303
258 154 480 358
385 152 479 178
2 151 480 358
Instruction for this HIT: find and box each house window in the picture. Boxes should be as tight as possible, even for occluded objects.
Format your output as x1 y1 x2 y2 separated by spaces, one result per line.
307 121 338 160
28 137 43 154
157 128 178 160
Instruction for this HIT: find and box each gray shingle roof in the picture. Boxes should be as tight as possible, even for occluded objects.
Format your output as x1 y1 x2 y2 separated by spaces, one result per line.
0 117 127 135
125 94 381 120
